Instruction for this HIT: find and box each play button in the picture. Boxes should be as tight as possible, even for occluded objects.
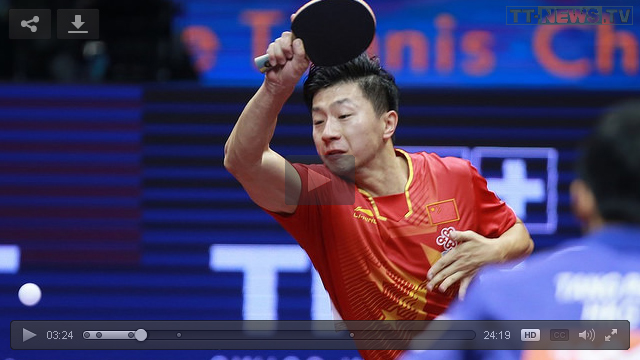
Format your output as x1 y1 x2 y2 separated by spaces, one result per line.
307 169 331 191
23 328 36 342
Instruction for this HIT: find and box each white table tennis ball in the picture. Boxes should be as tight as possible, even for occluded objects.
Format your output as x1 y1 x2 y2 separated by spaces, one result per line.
18 283 42 306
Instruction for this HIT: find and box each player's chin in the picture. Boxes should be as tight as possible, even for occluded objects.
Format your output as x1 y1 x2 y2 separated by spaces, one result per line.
322 154 355 180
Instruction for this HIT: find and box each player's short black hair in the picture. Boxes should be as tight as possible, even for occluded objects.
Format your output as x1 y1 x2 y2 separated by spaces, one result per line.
577 100 640 224
302 53 400 117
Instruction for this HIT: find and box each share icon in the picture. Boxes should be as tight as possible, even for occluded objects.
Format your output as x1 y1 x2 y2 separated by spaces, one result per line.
9 9 51 39
20 16 39 32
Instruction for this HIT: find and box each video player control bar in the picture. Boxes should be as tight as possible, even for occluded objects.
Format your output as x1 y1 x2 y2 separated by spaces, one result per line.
11 320 630 350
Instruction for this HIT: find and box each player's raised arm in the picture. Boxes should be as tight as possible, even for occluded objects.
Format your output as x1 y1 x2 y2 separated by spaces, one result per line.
223 33 310 214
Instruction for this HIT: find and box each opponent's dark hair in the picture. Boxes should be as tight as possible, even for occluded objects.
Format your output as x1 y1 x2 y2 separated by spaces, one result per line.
577 100 640 224
303 53 399 117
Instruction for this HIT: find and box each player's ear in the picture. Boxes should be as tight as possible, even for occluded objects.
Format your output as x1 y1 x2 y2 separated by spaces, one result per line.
570 179 598 226
381 110 398 141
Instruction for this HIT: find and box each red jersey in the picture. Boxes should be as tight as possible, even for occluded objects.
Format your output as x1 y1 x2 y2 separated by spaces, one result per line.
266 149 516 359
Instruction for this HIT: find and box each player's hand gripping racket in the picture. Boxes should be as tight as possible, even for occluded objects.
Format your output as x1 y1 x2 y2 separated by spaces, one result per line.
254 0 376 73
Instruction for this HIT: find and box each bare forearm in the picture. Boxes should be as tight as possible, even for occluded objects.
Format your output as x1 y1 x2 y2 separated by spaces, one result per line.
224 82 294 171
495 218 534 262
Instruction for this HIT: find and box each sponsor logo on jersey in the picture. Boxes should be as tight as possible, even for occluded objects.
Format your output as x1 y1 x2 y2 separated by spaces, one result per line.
353 206 377 224
436 226 458 252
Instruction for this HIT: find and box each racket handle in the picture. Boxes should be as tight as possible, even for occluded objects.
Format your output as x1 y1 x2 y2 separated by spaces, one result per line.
254 54 271 73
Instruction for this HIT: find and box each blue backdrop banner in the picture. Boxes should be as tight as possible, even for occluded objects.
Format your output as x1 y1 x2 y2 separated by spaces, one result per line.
172 0 640 88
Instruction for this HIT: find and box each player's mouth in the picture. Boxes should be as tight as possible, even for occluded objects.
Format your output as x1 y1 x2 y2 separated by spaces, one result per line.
324 149 347 158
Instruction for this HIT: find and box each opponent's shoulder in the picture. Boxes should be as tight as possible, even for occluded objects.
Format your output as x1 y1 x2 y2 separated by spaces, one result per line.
478 239 592 285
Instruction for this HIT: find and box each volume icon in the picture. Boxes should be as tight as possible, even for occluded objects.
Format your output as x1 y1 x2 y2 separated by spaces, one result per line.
578 329 596 342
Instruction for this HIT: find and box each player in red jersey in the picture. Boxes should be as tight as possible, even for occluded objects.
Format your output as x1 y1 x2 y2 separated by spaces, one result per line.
224 32 533 359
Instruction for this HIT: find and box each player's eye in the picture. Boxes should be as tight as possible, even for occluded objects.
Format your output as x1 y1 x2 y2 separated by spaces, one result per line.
338 114 352 120
313 119 325 126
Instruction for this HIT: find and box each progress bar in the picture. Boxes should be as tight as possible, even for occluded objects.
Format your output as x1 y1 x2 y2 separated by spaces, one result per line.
83 329 147 341
11 320 630 350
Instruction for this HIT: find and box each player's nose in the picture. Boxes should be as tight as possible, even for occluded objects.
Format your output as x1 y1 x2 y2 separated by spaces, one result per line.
321 118 341 142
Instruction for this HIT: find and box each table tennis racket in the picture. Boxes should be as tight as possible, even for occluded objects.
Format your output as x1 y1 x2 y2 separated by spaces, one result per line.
254 0 376 73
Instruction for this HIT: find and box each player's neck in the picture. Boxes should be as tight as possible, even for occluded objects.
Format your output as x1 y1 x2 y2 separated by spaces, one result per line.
355 144 409 197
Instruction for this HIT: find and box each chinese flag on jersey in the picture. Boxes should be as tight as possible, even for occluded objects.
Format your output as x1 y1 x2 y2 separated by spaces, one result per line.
427 199 459 225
